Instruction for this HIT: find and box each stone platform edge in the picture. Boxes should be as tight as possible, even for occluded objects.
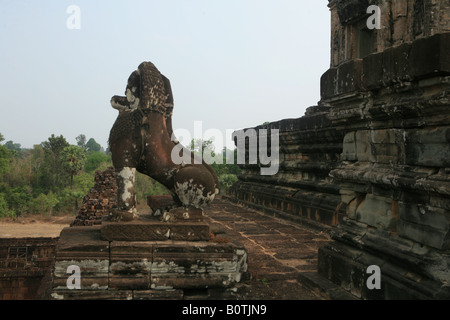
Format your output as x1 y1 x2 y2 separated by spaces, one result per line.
51 225 249 300
100 220 211 241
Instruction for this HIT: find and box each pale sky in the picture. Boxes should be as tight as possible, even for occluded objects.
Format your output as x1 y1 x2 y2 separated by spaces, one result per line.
0 0 330 150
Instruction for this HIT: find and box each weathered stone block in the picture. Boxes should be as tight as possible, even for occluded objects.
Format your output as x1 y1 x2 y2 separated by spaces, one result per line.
168 223 210 241
363 51 384 90
53 259 109 279
320 67 338 99
410 33 450 79
109 241 153 290
398 219 450 250
150 242 247 290
318 238 446 299
53 227 110 291
132 289 183 300
355 194 399 231
373 144 401 164
342 131 357 161
371 129 405 164
362 53 383 90
108 276 149 290
51 290 133 300
399 201 450 232
162 206 204 222
370 128 398 144
56 226 109 259
335 0 370 24
147 194 175 211
352 129 406 164
355 130 375 162
337 59 364 95
100 221 210 241
101 222 170 241
345 193 366 220
51 224 248 299
405 126 450 167
52 273 109 291
382 43 412 85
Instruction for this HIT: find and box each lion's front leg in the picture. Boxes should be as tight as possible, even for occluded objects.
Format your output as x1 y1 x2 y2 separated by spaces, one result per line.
113 166 138 221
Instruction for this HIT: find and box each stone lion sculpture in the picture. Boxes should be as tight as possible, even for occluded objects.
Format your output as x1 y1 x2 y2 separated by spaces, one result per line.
108 61 219 221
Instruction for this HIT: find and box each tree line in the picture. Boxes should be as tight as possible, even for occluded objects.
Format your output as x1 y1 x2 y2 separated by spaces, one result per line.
0 133 239 219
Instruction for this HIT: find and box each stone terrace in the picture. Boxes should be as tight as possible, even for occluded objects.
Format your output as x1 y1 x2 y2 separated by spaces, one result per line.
205 197 354 300
1 197 355 300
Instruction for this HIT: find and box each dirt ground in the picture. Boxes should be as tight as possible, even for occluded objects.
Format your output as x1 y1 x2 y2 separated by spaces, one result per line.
0 203 150 238
0 215 73 238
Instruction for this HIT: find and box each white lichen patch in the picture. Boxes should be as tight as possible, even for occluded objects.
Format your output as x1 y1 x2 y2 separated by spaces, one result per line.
51 292 64 300
126 88 140 110
175 180 216 208
54 259 109 277
118 167 136 207
151 261 185 274
150 283 174 290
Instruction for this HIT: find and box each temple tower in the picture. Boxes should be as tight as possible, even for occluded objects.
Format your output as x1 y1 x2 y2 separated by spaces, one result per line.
230 0 450 299
318 0 450 299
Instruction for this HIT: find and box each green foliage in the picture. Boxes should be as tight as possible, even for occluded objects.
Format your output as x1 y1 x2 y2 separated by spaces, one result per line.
41 134 69 156
39 134 70 192
85 151 111 172
55 188 85 213
29 192 59 215
0 193 16 219
0 147 12 176
0 134 13 176
190 138 215 155
73 172 97 194
61 145 87 187
189 138 240 193
135 172 169 203
218 174 238 192
76 134 87 149
0 193 6 214
4 141 21 152
61 146 87 174
86 138 101 153
0 133 241 216
0 185 32 216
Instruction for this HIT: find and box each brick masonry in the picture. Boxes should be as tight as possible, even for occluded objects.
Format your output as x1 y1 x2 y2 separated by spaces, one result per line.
0 238 57 299
71 167 118 227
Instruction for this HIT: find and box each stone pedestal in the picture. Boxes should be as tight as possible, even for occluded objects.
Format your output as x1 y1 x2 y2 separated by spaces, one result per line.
100 220 211 241
51 216 248 300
